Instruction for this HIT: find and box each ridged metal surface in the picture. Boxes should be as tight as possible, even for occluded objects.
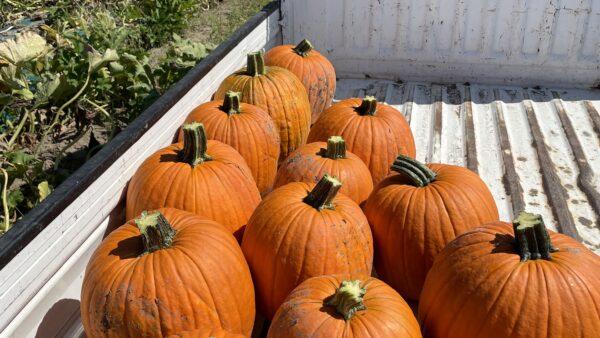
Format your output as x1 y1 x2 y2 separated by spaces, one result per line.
282 0 600 87
336 79 600 252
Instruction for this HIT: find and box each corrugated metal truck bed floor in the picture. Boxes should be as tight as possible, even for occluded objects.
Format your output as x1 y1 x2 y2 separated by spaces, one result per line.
335 79 600 253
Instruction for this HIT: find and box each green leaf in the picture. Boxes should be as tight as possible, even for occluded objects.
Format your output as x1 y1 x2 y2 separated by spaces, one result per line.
109 61 124 73
12 88 34 100
8 151 35 165
37 181 51 202
7 190 24 209
0 31 51 66
88 48 119 73
35 74 61 105
0 93 13 105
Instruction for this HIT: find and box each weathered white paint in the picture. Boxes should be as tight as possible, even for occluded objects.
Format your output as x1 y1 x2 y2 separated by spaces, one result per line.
282 0 600 87
0 12 281 338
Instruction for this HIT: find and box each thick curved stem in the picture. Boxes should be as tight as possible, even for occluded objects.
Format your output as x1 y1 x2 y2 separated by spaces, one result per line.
246 51 266 76
390 155 437 187
303 174 342 210
355 96 378 116
180 122 212 167
292 39 314 57
320 136 346 159
0 168 10 233
513 211 558 262
135 211 176 254
326 280 367 321
221 91 241 115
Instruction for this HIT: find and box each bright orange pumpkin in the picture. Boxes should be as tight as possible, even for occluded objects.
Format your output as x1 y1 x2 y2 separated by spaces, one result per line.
178 91 280 196
419 212 600 338
241 175 373 320
214 51 311 160
268 274 422 338
307 96 416 186
126 122 261 241
363 155 499 301
274 136 373 205
81 208 255 337
168 327 246 338
264 39 336 123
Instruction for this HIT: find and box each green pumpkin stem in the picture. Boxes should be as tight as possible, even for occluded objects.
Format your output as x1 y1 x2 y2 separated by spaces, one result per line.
390 155 437 187
356 96 378 116
320 136 346 159
136 211 176 254
292 39 314 57
303 174 342 210
221 91 241 115
326 280 367 321
180 122 212 167
513 211 558 262
246 51 266 76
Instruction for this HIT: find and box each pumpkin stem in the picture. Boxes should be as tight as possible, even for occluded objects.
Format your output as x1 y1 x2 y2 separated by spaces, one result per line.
292 39 314 57
326 280 367 321
246 51 266 76
180 122 212 166
390 155 437 187
513 211 558 262
303 174 342 210
221 91 241 115
355 96 378 116
319 136 346 159
135 211 176 254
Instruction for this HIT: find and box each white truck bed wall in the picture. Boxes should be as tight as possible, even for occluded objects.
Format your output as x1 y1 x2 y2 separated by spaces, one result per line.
282 0 600 88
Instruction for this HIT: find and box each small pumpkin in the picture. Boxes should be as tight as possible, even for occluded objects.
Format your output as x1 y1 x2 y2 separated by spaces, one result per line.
268 275 422 338
363 155 499 301
81 208 255 337
307 96 416 186
178 91 280 196
242 175 373 320
419 212 600 338
214 51 311 160
264 39 336 123
168 327 246 338
274 136 373 205
126 122 261 241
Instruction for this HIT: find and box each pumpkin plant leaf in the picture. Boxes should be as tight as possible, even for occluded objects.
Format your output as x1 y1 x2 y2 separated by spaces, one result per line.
88 48 119 73
7 190 24 209
37 181 51 202
0 31 51 66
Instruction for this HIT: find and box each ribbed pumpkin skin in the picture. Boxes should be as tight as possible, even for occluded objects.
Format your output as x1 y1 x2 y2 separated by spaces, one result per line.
307 98 416 186
268 275 422 338
273 142 373 205
125 140 261 240
168 327 246 338
214 67 311 160
419 222 600 338
81 208 255 337
363 164 499 301
177 100 280 196
241 183 373 320
264 45 336 123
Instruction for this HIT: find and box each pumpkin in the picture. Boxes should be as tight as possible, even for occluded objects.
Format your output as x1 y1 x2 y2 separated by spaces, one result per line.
274 136 373 205
241 175 373 320
363 155 499 301
214 51 311 161
419 212 600 338
178 91 280 196
126 122 261 241
307 96 416 186
81 208 255 337
264 39 336 123
168 327 246 338
268 274 422 338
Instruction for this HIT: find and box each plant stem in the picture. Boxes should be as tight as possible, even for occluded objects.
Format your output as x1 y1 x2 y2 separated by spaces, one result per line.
303 174 342 210
246 51 266 76
326 280 367 321
292 39 314 57
221 91 241 115
513 211 558 262
135 210 176 254
83 98 111 119
180 122 212 166
7 108 29 149
0 168 9 233
320 136 346 159
390 155 436 187
355 96 378 116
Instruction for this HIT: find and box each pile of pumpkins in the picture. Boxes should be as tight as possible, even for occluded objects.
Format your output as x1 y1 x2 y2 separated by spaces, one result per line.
80 39 600 337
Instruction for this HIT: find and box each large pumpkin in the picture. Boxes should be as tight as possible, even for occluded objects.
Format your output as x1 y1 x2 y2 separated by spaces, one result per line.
363 155 499 301
264 39 336 123
241 175 373 320
126 122 261 241
214 51 311 160
178 91 280 196
268 275 421 338
307 96 416 186
274 136 373 205
419 212 600 338
81 208 255 337
168 327 246 338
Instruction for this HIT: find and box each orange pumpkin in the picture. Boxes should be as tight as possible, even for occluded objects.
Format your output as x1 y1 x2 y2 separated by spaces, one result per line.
268 275 421 338
81 208 255 337
264 39 336 123
126 122 261 241
419 212 600 338
168 327 246 338
363 155 499 301
178 91 280 196
214 51 311 160
307 96 416 186
274 136 373 205
241 175 373 320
